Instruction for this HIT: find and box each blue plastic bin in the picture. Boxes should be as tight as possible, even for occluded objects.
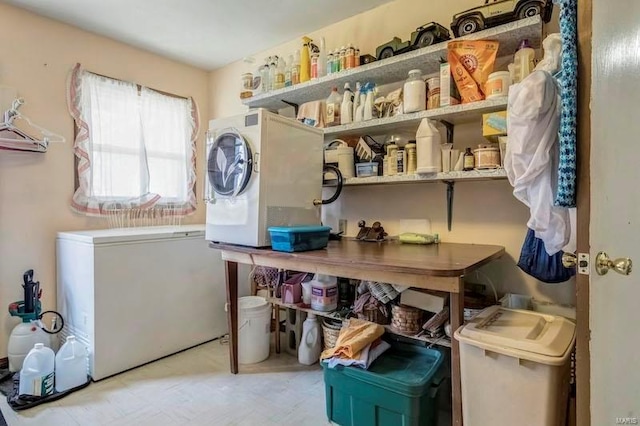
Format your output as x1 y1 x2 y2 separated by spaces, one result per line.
267 226 331 252
322 341 444 426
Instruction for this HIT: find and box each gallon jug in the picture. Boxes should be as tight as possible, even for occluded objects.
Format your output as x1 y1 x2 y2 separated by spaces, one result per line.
512 39 536 84
298 314 322 365
310 275 338 312
55 336 89 392
415 118 442 174
19 343 55 396
8 322 51 372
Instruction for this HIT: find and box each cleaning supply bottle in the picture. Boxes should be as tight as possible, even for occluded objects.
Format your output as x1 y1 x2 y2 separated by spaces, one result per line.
325 87 342 127
300 36 312 83
55 335 89 392
353 82 361 120
285 55 293 87
512 39 536 83
341 83 354 125
415 118 442 173
310 275 338 312
19 343 55 396
275 56 285 89
292 50 301 85
327 51 334 75
363 83 375 121
318 37 327 78
269 56 278 91
298 314 322 365
355 89 366 122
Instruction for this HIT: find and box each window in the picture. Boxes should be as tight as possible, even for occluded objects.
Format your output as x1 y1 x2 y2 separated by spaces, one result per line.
67 63 198 217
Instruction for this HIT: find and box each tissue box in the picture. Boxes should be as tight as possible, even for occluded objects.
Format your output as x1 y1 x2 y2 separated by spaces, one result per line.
482 110 507 142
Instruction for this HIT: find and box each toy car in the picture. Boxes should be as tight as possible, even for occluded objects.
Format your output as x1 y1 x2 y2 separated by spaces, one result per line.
376 22 451 60
451 0 554 37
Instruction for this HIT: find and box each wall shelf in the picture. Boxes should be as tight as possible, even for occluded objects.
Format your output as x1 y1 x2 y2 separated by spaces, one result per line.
268 297 451 348
324 98 508 139
243 16 542 111
325 169 508 187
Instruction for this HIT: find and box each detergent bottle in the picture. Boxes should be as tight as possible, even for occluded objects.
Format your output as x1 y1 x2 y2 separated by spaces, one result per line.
341 83 354 125
415 118 442 174
300 36 312 83
298 314 322 365
55 336 89 392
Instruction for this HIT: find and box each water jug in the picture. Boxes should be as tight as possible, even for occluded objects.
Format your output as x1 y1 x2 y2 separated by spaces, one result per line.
19 343 55 396
415 118 442 174
298 314 322 365
55 336 89 392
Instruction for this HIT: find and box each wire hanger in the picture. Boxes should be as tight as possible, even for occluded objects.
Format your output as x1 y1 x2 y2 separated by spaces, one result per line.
0 98 65 153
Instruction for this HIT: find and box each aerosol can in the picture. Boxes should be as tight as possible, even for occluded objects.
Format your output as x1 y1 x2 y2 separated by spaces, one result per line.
7 270 63 372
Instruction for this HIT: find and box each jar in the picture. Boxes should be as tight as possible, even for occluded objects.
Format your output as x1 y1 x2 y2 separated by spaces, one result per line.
240 73 253 99
486 71 512 99
405 142 417 174
473 145 501 169
426 77 441 110
403 69 426 113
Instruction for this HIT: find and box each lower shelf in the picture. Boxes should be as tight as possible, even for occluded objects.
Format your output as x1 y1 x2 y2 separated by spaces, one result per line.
268 297 452 349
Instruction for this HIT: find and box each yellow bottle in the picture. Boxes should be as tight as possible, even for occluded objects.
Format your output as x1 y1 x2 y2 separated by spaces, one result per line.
300 36 312 83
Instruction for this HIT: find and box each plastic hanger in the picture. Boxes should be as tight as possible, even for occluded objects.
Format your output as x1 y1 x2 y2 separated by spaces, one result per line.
0 98 65 153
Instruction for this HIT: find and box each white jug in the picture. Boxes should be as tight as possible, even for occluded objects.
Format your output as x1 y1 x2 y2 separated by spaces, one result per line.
19 343 55 396
8 321 51 372
55 336 89 392
298 314 322 365
415 118 442 174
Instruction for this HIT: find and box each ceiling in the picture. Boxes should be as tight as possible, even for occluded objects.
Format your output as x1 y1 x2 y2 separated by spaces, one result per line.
3 0 392 70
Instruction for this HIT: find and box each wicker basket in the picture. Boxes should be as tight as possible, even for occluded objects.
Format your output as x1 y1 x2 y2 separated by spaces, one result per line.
321 317 343 351
357 307 390 325
390 304 423 334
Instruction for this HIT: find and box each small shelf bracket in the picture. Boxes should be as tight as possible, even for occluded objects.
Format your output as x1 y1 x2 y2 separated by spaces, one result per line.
443 180 455 231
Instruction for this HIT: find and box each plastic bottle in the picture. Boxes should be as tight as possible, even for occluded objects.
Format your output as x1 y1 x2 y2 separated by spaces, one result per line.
355 92 366 122
346 44 355 69
300 36 312 83
310 53 319 80
386 142 399 176
363 83 375 121
355 47 361 67
292 50 301 85
275 56 285 89
19 343 55 396
404 69 427 113
260 60 270 93
7 321 51 372
269 56 278 91
415 118 442 174
341 83 354 125
318 37 327 78
298 314 322 365
513 39 536 83
338 46 346 72
327 51 334 75
55 336 89 392
285 55 293 87
325 87 342 127
310 275 338 312
352 82 361 120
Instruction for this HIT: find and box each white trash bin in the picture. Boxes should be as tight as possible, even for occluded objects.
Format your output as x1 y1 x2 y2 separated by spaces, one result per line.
454 306 575 426
238 296 272 364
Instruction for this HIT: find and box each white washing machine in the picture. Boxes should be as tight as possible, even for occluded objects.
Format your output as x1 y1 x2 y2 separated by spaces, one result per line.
205 109 324 247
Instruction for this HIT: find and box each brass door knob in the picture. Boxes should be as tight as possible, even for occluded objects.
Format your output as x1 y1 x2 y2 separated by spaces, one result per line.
562 252 577 268
596 251 633 276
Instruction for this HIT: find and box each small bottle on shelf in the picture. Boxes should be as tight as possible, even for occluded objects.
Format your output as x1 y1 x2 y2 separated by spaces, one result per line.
463 147 475 171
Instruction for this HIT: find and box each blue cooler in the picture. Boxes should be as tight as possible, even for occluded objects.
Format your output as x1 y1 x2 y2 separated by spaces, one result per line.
267 226 331 252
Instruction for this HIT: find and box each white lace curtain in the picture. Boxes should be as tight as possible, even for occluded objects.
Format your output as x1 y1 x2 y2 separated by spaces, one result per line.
67 63 199 221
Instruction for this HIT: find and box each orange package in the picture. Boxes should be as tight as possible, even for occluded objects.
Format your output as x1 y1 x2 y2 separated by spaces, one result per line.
447 40 499 103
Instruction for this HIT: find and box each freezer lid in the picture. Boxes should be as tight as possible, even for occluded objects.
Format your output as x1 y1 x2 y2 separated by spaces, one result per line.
455 306 576 360
56 225 205 244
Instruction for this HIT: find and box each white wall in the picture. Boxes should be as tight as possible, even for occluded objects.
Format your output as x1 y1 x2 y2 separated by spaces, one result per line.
209 0 573 304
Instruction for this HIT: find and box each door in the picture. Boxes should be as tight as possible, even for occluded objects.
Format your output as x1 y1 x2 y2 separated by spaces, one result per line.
590 0 640 424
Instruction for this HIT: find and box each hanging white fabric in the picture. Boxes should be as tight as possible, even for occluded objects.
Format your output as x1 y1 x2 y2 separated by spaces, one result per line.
504 70 570 255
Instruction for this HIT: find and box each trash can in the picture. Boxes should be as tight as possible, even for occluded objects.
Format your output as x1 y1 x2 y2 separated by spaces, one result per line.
454 305 576 426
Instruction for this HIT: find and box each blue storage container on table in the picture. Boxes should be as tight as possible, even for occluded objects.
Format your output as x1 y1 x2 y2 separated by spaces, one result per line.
322 341 444 426
268 226 331 252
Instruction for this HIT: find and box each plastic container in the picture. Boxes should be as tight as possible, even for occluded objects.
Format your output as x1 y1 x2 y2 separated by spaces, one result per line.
238 296 272 364
486 71 511 99
298 314 322 365
415 118 441 174
405 142 417 174
473 145 501 169
356 162 379 177
310 274 338 312
268 226 331 252
322 341 444 426
19 343 55 396
512 39 535 83
8 322 51 372
403 70 426 113
426 77 440 109
325 87 342 127
454 306 576 426
55 336 89 392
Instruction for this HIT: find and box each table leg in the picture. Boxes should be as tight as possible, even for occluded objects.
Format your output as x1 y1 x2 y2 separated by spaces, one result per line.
450 286 464 426
225 260 239 374
274 305 281 354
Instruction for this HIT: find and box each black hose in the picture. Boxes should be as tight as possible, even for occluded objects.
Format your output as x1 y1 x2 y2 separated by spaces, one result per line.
322 165 343 205
39 310 64 334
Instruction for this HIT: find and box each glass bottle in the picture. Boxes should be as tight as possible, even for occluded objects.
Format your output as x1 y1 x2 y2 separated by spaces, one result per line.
285 55 293 87
463 147 475 171
292 50 301 85
327 52 334 75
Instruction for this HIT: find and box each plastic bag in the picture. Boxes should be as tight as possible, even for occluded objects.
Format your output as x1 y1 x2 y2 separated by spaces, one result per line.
517 228 575 284
448 40 499 103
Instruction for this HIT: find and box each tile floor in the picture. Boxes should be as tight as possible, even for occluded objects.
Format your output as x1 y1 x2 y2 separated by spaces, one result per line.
1 339 451 426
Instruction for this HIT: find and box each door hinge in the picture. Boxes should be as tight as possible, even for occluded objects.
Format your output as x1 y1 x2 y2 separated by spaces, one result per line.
578 253 590 275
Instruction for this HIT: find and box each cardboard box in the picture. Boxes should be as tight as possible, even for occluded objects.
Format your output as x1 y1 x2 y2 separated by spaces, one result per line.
482 110 507 142
439 62 460 107
400 289 448 314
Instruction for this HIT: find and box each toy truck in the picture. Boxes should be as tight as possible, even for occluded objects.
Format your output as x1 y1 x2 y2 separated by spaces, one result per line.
376 22 451 60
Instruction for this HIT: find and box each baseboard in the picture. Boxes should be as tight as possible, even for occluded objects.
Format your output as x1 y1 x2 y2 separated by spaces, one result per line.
0 357 7 369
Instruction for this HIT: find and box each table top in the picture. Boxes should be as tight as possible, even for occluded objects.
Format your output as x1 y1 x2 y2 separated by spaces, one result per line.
210 239 505 278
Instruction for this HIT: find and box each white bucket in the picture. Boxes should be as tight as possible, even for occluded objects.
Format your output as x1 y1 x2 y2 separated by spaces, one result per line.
238 296 272 365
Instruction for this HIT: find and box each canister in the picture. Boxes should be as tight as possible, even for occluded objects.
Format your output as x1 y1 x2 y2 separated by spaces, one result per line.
426 77 441 110
386 143 398 175
405 143 417 174
485 71 511 99
473 145 501 169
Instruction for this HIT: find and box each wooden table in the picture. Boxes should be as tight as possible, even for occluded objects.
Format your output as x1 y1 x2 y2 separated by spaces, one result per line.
211 239 505 426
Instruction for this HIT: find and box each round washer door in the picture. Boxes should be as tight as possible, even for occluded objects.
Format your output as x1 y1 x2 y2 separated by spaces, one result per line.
207 130 253 197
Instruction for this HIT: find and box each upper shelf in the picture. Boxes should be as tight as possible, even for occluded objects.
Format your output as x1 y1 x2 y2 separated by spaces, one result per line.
243 16 542 110
324 97 507 138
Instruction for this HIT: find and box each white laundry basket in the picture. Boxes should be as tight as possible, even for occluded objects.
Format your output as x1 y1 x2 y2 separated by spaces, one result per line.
454 306 575 426
238 296 272 364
